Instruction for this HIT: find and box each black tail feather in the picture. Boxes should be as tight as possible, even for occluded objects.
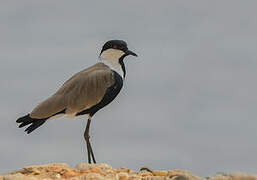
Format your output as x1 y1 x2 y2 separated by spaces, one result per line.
16 114 30 123
16 114 47 134
17 114 34 128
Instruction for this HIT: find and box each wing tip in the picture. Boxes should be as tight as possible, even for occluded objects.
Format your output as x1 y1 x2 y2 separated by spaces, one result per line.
16 114 30 123
16 114 47 134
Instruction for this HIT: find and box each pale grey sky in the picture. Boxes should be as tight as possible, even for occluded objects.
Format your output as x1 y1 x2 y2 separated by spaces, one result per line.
1 0 257 176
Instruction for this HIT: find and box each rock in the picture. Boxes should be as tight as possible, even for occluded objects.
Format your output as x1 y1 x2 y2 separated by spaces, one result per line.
116 172 129 180
1 163 76 180
84 173 104 180
116 167 135 174
147 176 167 180
168 169 203 180
61 169 79 178
128 174 141 180
1 173 38 180
90 167 102 174
152 170 168 176
207 172 257 180
75 163 112 172
75 163 93 171
230 172 257 180
1 163 257 180
55 173 61 179
170 175 188 180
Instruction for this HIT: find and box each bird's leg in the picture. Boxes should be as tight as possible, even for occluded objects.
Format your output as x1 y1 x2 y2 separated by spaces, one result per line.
89 139 96 163
84 116 96 163
84 118 91 163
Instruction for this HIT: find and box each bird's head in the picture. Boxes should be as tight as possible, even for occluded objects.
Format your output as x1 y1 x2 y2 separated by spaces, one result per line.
99 40 137 61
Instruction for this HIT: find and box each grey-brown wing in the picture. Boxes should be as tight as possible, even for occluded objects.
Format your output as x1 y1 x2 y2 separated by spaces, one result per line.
30 63 115 119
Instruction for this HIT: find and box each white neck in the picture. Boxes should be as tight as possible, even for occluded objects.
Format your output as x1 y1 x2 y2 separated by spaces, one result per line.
100 49 125 78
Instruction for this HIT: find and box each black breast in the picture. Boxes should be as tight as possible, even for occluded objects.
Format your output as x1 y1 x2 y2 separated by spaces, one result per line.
76 71 123 117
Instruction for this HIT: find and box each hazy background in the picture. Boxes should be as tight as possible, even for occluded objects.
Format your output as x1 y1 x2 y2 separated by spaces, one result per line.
1 0 257 176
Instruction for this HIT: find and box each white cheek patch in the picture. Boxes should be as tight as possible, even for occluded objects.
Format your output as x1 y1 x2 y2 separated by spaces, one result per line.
100 49 125 61
100 48 125 78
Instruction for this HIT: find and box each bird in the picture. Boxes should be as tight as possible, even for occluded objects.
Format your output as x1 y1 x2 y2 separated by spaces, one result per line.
16 40 138 163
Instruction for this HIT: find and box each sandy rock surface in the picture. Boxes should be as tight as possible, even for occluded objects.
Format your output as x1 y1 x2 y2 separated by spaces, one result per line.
1 163 257 180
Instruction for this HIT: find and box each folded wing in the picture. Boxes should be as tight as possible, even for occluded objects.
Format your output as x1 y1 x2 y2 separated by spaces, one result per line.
30 63 115 119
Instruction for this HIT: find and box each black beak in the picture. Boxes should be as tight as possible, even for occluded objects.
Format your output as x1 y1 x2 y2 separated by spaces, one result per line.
125 49 138 57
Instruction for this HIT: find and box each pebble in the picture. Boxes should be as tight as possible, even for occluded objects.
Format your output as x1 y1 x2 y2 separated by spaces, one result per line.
85 172 104 180
116 167 134 174
128 174 141 180
117 172 129 180
75 163 112 172
56 173 61 179
90 167 102 174
75 163 93 171
32 169 40 175
62 170 78 178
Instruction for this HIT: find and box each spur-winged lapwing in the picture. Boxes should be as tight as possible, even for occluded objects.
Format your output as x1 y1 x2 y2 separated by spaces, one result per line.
16 40 137 163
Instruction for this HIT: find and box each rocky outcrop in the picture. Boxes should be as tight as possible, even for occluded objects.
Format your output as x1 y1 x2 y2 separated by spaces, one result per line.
1 163 256 180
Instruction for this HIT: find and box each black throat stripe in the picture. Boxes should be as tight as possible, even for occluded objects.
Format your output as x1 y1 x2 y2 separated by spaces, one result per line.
119 58 126 78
